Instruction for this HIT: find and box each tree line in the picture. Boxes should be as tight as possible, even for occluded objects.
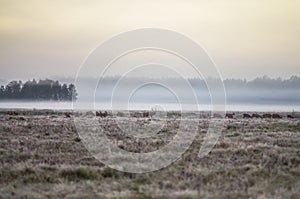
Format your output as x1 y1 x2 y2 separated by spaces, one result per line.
71 75 300 90
0 79 77 101
186 75 300 89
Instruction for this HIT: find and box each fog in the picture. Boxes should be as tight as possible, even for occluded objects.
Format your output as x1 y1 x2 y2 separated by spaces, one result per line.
70 76 300 106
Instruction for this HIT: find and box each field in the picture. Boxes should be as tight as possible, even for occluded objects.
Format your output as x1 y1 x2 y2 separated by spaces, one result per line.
0 110 300 199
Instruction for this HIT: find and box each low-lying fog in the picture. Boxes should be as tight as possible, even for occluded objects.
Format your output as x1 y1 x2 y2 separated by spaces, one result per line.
75 76 300 105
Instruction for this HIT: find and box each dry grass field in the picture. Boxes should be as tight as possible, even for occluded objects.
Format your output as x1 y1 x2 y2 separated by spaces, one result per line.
0 110 300 199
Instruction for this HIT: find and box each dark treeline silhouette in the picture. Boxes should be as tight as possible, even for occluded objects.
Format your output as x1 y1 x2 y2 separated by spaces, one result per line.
189 75 300 89
223 75 300 89
0 79 77 101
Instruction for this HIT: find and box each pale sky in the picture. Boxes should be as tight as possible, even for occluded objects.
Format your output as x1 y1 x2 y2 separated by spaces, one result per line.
0 0 299 80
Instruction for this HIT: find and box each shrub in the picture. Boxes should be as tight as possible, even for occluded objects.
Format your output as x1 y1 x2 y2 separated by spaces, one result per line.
101 168 119 178
73 137 81 142
60 168 97 181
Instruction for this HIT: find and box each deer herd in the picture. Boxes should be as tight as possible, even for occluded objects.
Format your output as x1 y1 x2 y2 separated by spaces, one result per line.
93 111 295 119
95 111 108 118
95 111 155 118
5 110 295 120
224 112 295 119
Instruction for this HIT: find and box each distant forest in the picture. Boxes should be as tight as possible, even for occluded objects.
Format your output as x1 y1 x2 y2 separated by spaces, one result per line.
0 79 77 101
63 75 300 89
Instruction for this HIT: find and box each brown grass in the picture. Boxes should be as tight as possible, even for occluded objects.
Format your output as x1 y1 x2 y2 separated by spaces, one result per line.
0 110 299 198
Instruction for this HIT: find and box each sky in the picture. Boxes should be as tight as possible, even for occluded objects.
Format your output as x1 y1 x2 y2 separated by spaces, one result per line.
0 0 299 80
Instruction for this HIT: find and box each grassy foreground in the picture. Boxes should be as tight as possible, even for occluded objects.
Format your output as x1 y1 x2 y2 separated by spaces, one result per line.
0 110 300 199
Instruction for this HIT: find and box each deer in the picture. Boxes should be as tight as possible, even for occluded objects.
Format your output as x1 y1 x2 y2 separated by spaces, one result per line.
272 113 282 119
143 111 150 117
263 114 272 118
64 112 71 118
252 113 262 118
243 113 252 118
225 113 235 119
96 111 108 118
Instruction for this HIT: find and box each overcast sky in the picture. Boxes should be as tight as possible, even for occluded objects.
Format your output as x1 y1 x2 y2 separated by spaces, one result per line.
0 0 299 80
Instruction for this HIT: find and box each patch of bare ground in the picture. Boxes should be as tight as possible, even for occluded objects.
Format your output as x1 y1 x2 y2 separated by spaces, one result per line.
0 110 299 198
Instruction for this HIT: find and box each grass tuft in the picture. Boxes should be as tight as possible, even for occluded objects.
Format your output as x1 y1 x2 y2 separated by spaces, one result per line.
60 168 98 181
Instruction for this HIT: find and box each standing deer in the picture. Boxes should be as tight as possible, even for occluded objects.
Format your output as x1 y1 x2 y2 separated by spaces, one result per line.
252 113 262 118
143 111 150 117
226 113 235 119
263 114 272 118
272 113 282 119
243 113 252 118
96 111 108 117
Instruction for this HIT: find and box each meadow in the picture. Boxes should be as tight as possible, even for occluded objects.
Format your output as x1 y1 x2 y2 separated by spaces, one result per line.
0 110 300 199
